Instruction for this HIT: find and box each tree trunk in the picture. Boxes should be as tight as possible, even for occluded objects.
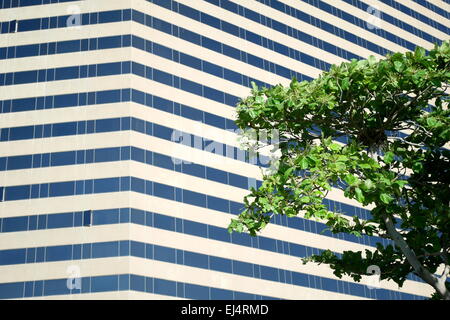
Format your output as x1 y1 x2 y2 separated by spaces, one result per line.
382 215 450 300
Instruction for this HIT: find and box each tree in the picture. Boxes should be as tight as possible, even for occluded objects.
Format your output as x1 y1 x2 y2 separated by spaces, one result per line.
228 41 450 299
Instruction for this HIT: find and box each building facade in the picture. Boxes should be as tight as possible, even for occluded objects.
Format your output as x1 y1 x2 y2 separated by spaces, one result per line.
0 0 448 299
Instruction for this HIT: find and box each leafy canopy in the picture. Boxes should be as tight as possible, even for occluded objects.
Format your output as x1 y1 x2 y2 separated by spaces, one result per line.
228 41 450 299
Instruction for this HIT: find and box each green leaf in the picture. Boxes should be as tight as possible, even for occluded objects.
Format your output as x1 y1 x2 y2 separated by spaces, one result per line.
380 193 394 204
394 61 404 72
336 155 348 162
362 179 375 191
329 143 341 151
284 167 294 178
414 46 425 59
299 157 309 170
384 151 395 164
300 196 311 203
412 162 423 173
426 117 439 128
334 162 347 171
368 55 377 66
344 174 359 186
358 163 371 169
341 77 350 90
251 81 258 92
394 180 408 188
354 187 365 203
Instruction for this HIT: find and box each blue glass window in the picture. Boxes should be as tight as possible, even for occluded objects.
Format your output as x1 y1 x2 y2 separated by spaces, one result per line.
94 178 119 193
96 118 120 132
233 260 253 277
91 275 118 292
46 245 72 262
154 183 174 200
207 195 229 212
184 283 209 300
183 189 206 207
92 241 119 258
154 245 175 263
154 278 176 296
97 62 121 76
209 256 232 273
49 181 74 197
131 241 145 258
208 225 230 242
44 279 70 296
54 66 78 80
184 251 208 268
183 220 207 237
2 216 28 232
50 151 76 166
130 274 145 291
52 122 77 136
7 155 32 170
211 287 233 300
47 212 73 229
98 10 122 23
5 185 30 201
93 209 119 225
94 147 120 162
153 213 175 231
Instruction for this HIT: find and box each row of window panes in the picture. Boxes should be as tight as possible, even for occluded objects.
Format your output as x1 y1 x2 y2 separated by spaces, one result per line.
0 143 376 224
144 2 334 70
0 239 423 300
201 0 390 57
165 0 361 62
137 10 310 79
0 176 242 209
0 206 289 256
0 60 241 108
0 116 269 166
0 114 384 225
0 0 80 9
0 88 237 133
0 9 128 34
293 0 443 46
0 34 274 92
0 178 389 253
0 203 397 263
0 84 391 196
0 146 255 190
0 273 277 300
0 97 412 225
413 0 449 20
0 175 382 249
0 208 335 256
0 7 316 78
0 172 390 249
346 0 448 34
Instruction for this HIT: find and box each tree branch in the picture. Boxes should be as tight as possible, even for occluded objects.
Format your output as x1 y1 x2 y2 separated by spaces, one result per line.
382 214 450 299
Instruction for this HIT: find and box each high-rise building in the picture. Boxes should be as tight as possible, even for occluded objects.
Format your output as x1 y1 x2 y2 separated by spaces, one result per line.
0 0 448 300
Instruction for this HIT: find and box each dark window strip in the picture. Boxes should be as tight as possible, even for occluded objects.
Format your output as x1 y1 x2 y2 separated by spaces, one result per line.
0 34 273 91
0 273 278 300
0 239 425 299
0 60 242 108
1 0 81 9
